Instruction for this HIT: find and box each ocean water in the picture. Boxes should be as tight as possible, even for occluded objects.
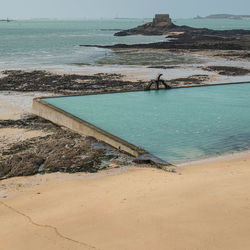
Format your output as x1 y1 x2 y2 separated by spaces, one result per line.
44 83 250 164
0 19 164 70
1 18 250 71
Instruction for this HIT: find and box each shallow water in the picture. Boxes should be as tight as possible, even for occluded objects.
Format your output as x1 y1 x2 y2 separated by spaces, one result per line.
95 49 202 66
44 83 250 164
1 18 250 71
0 19 164 70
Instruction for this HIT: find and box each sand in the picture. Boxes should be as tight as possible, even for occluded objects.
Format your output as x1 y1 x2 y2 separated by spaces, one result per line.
0 91 54 120
1 154 250 250
1 74 250 249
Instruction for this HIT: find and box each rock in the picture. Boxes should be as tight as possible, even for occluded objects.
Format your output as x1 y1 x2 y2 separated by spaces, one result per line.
94 28 250 51
0 70 146 94
108 14 250 50
202 66 250 76
0 118 139 179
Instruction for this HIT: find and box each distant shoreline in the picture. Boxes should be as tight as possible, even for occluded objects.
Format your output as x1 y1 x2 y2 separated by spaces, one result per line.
0 19 15 22
194 14 250 20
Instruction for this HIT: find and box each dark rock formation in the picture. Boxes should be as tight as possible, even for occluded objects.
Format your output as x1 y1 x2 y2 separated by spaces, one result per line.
202 66 250 76
0 117 135 179
0 70 146 94
115 14 175 36
85 28 250 51
98 14 250 50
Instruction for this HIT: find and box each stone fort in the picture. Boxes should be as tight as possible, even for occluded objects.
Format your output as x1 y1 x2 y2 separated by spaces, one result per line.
152 14 172 26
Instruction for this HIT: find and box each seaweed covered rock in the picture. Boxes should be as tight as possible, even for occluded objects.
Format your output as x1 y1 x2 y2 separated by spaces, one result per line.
0 118 134 179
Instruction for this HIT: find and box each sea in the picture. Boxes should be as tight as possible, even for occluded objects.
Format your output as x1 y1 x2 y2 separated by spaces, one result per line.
1 18 250 71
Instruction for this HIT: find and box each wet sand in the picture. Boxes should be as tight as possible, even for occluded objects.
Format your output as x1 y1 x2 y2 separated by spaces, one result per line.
48 49 250 83
1 155 250 250
0 91 54 120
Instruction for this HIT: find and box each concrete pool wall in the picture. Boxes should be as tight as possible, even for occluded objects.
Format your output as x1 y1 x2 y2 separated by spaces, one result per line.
32 81 250 165
32 98 148 157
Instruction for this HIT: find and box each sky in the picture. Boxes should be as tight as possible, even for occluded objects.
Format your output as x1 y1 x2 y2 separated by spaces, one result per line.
0 0 250 19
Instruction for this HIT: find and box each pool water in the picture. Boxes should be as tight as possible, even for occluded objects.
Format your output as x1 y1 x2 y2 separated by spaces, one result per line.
44 83 250 164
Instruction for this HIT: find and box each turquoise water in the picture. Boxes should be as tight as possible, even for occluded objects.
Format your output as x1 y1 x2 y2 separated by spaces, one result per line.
44 83 250 164
0 19 164 70
1 18 250 70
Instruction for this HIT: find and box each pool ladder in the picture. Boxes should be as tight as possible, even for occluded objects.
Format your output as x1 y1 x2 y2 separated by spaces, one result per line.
145 74 171 90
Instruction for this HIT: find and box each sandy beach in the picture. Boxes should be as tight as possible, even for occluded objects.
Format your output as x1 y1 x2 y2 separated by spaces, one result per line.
1 11 250 250
0 154 250 250
0 51 250 250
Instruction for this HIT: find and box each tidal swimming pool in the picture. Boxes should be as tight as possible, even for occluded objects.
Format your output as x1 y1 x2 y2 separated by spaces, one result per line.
44 83 250 164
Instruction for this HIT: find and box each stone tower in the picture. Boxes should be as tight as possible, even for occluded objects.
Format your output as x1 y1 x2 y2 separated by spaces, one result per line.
152 14 172 27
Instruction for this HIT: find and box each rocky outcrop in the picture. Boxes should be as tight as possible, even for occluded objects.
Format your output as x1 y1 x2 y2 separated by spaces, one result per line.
115 14 176 36
86 28 250 51
202 66 250 76
0 70 146 94
113 14 250 50
0 117 135 179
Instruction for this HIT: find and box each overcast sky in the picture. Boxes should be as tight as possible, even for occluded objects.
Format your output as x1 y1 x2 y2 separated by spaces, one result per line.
1 0 250 19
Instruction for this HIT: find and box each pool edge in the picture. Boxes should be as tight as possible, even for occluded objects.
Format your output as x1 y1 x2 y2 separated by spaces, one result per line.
32 98 152 159
33 80 250 100
32 81 250 166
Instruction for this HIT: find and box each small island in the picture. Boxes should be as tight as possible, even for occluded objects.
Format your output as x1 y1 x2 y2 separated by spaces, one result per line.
115 14 176 36
98 14 250 51
0 18 14 22
194 14 250 20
